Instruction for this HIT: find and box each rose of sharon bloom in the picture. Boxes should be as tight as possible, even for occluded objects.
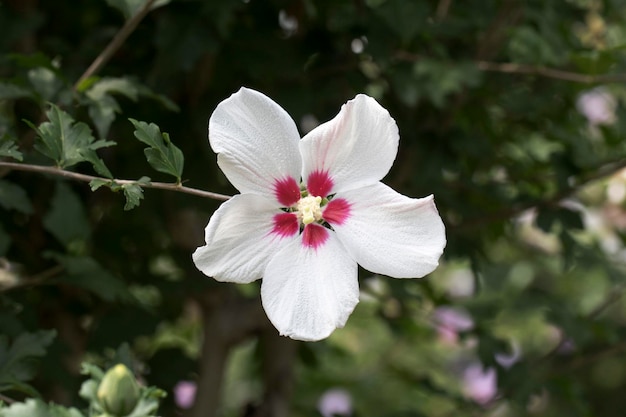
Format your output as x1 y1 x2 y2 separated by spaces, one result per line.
193 87 446 341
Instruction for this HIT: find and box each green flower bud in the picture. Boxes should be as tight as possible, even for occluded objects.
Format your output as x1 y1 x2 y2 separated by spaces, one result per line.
97 364 141 417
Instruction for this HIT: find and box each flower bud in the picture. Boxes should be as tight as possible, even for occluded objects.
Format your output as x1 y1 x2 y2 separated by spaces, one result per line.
97 364 140 416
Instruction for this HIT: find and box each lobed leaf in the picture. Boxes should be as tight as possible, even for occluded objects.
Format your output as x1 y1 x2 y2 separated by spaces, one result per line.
122 183 145 211
129 119 184 182
0 330 56 394
0 399 85 417
29 104 115 170
46 253 134 302
0 135 23 161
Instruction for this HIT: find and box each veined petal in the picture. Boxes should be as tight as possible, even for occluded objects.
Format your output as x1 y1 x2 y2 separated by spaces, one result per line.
261 232 359 341
300 95 399 194
193 194 296 283
333 183 446 278
209 87 302 196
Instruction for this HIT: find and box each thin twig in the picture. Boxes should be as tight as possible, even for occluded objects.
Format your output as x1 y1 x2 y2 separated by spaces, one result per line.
569 340 626 370
73 0 158 90
394 51 626 84
0 393 15 404
459 158 626 230
0 161 232 201
476 61 626 84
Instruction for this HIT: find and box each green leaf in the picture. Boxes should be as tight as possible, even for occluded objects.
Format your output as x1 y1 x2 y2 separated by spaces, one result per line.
30 104 115 169
77 379 99 405
125 386 167 417
0 135 23 161
42 182 90 248
46 253 133 302
129 119 184 182
27 67 62 101
80 149 114 179
0 180 33 214
0 399 85 417
122 183 144 211
86 77 138 139
80 362 105 380
105 0 171 20
0 330 56 393
0 398 49 417
0 83 33 101
86 78 179 138
89 178 111 191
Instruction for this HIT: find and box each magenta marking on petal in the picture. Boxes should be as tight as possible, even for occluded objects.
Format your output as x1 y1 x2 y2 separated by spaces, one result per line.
323 198 351 226
271 213 299 238
273 177 301 206
307 170 333 197
301 224 329 249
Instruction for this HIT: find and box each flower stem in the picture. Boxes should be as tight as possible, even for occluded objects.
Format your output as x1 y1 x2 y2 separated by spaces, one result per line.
0 161 231 201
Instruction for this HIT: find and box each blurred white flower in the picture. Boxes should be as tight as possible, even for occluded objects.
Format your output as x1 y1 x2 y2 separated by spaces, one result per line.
318 388 352 417
278 10 298 36
174 380 196 409
576 88 616 126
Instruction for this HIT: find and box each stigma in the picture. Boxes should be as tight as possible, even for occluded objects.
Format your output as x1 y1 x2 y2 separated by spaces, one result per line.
297 195 323 225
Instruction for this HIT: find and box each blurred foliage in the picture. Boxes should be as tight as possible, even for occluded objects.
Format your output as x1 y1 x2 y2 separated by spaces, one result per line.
3 0 626 416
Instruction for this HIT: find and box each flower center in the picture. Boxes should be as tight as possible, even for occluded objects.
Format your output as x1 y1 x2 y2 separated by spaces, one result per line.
296 195 323 225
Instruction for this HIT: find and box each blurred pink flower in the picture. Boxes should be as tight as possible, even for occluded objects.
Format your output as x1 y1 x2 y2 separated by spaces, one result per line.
318 388 352 417
174 380 197 409
462 363 497 405
495 342 521 369
433 306 473 344
576 88 616 126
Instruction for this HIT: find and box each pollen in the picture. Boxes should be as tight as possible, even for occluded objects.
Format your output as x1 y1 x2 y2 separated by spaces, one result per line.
297 195 323 225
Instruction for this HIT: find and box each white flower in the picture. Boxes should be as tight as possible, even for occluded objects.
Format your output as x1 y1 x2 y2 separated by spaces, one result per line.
193 87 446 341
576 88 616 126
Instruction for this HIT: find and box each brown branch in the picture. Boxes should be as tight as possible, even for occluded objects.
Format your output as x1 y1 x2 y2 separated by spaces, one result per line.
73 0 158 90
0 161 232 201
189 290 271 417
248 331 297 417
394 51 626 85
476 61 626 84
459 158 626 230
568 340 626 370
435 0 452 21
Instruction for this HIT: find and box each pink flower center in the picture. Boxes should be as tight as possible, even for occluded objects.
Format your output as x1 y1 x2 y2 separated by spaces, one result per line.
271 171 352 249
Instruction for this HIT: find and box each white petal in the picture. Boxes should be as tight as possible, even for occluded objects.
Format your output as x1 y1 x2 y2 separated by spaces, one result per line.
300 94 399 194
261 231 359 341
333 183 446 278
209 87 302 196
192 194 296 283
